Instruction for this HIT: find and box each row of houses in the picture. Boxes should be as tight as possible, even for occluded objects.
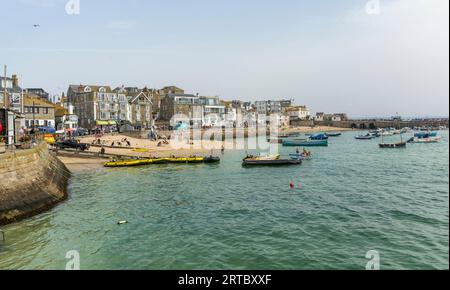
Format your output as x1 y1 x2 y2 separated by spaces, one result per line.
315 112 349 122
2 73 347 142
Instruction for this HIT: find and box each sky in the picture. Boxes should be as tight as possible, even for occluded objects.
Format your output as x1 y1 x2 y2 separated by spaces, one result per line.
1 0 448 117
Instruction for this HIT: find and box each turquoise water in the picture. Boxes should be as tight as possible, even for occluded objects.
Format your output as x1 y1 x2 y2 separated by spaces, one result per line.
0 131 448 270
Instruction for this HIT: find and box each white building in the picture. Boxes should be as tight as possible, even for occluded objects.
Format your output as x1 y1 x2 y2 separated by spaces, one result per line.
199 96 226 127
285 106 311 120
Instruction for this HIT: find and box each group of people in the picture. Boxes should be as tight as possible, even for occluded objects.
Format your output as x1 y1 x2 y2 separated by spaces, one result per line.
296 148 311 157
111 138 131 147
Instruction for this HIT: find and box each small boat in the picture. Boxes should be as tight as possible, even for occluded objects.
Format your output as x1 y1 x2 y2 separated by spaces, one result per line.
256 154 281 160
310 133 329 140
379 142 407 148
414 132 438 138
204 156 221 163
242 158 302 166
289 152 312 160
355 134 374 140
380 131 394 137
408 137 441 143
379 128 407 148
282 139 328 147
326 132 342 137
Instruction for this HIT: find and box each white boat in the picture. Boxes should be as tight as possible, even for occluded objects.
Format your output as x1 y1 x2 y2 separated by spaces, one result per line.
409 136 442 143
380 131 394 137
253 154 281 161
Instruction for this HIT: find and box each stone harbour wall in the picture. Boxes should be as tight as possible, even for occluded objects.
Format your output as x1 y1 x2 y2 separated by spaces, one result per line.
0 143 70 226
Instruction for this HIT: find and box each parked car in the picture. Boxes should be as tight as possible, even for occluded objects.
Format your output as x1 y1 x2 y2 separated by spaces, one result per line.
55 139 90 151
74 128 89 136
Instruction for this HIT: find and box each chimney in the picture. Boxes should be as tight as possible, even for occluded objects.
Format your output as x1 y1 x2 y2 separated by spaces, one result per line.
12 74 18 87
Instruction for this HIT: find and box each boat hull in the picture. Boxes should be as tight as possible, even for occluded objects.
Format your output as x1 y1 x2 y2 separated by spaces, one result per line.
104 156 220 167
408 137 441 143
379 142 407 148
282 140 328 147
242 159 302 166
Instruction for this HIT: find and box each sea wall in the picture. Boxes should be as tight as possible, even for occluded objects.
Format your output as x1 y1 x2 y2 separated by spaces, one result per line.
315 119 449 129
0 143 70 226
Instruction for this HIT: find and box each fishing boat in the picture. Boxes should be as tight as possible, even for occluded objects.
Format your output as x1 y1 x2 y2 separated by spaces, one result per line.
282 139 328 147
242 158 302 166
326 132 342 137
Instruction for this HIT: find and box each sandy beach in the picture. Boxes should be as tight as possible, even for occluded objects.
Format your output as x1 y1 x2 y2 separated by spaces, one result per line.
57 126 354 170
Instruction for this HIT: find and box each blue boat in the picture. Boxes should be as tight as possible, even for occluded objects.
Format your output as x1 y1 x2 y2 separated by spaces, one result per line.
310 133 329 140
283 139 328 147
415 132 438 139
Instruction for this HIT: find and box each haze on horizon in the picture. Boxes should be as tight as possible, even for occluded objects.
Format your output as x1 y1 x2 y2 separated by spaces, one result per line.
1 0 448 118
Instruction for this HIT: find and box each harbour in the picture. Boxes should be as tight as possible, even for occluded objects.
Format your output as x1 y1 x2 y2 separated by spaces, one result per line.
0 130 448 270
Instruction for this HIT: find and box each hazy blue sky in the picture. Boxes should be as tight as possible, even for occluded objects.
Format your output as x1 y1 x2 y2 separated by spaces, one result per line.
1 0 448 117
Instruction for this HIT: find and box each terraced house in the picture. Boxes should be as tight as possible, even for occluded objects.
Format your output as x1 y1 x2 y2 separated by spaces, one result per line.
68 84 153 130
114 86 154 129
160 93 203 127
23 95 55 128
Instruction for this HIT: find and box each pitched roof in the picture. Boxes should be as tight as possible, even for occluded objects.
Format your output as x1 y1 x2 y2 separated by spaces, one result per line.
68 84 113 94
24 96 55 107
54 105 69 117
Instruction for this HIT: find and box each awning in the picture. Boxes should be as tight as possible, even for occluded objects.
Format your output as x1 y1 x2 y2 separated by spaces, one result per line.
96 120 117 126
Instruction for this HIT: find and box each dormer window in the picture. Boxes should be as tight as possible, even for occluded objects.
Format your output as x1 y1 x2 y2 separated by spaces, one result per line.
99 87 106 93
84 86 92 93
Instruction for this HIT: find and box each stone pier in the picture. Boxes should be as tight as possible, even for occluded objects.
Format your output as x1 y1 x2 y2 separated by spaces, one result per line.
0 143 70 226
